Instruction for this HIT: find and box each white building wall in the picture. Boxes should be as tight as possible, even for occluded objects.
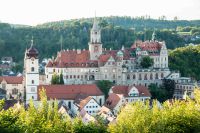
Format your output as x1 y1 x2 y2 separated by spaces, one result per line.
83 99 101 115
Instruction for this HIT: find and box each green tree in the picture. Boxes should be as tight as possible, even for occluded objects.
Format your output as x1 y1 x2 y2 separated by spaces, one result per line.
51 73 60 84
148 83 168 102
140 56 154 68
97 80 113 98
59 73 64 84
109 88 200 133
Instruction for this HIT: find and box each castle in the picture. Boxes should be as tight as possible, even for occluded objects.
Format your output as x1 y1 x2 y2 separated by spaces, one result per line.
44 18 170 87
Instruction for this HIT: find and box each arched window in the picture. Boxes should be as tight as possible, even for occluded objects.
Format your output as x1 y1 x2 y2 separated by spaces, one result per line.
161 73 164 78
133 74 136 79
150 73 153 80
144 74 147 80
31 67 34 72
32 80 34 84
155 73 159 79
139 74 142 80
89 75 95 80
127 75 130 80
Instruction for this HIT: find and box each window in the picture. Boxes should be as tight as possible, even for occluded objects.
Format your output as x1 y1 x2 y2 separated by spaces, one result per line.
155 73 159 79
100 98 102 106
133 74 136 79
161 73 164 78
144 74 147 80
139 74 142 80
12 88 18 95
127 75 130 80
32 80 34 84
32 96 34 100
31 67 34 72
105 75 107 79
150 73 153 80
113 74 116 79
68 101 71 109
31 87 35 92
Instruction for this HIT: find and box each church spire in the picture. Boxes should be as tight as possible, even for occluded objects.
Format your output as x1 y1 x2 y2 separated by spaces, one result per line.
152 30 156 41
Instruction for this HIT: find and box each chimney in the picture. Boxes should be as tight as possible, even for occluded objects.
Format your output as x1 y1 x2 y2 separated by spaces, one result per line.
77 49 81 54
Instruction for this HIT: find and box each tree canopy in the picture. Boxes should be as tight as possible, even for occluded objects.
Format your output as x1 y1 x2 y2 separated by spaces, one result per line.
169 45 200 80
140 56 154 68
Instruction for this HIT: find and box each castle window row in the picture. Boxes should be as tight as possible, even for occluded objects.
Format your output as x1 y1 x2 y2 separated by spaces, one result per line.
127 73 164 80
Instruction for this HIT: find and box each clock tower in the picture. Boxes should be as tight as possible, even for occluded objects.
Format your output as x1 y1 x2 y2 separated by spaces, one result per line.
89 17 102 60
24 39 39 102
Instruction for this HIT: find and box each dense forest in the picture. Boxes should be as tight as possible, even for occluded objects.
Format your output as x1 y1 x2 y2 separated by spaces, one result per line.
0 16 200 63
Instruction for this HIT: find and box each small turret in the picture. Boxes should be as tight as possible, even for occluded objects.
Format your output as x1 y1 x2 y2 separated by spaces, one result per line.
26 38 39 58
152 30 156 41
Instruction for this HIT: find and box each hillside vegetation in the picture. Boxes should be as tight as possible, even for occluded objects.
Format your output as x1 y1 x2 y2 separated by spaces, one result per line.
1 16 200 63
169 45 200 80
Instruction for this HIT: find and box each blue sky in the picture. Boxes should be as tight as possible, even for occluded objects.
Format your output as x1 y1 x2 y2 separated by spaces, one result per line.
0 0 199 25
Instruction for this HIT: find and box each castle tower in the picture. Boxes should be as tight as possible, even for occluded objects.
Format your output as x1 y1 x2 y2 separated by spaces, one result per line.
88 17 102 60
24 38 39 102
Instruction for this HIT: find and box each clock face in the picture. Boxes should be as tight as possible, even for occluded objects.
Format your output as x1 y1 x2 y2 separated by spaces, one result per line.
31 58 34 61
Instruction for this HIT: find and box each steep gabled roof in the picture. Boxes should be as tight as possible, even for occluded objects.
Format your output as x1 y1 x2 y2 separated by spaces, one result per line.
75 96 94 110
104 93 123 110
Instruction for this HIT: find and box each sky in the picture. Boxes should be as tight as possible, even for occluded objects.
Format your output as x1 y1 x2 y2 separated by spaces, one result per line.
0 0 199 26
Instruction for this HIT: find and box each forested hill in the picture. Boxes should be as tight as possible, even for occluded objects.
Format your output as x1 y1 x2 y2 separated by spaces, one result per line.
0 16 200 63
38 16 200 31
169 45 200 80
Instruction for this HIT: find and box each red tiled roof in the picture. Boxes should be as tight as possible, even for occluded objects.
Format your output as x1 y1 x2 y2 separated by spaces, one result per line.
99 54 112 63
104 93 123 110
46 50 98 68
135 85 151 97
111 85 151 97
75 96 93 110
131 41 163 54
37 84 103 100
111 86 129 97
0 76 23 84
99 105 112 115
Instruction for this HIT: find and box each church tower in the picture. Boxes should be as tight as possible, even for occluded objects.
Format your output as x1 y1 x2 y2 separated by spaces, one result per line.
88 17 102 60
24 38 39 102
